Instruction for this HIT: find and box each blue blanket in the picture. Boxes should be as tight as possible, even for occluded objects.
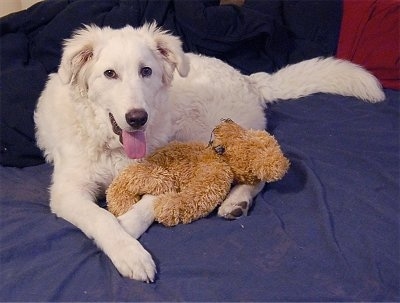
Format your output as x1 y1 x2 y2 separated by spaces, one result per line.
1 0 398 301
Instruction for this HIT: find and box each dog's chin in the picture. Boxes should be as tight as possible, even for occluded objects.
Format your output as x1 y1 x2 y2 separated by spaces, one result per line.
108 113 147 159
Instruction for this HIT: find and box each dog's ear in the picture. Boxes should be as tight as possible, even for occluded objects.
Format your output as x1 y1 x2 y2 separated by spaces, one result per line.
58 25 101 86
144 23 190 84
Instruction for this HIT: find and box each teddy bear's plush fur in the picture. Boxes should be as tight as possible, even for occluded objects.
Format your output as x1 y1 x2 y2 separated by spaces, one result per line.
107 119 290 226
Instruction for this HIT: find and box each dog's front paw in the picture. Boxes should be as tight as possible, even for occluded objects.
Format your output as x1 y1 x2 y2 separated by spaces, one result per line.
218 200 250 220
108 236 156 282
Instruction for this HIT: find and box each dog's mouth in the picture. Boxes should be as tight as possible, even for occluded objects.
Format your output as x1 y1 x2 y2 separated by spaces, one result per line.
108 113 147 159
109 112 122 138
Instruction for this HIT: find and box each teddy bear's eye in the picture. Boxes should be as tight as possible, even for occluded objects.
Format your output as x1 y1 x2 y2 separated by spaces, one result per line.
214 145 225 155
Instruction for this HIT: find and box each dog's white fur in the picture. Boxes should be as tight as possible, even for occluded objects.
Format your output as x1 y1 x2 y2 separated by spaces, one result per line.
34 24 384 282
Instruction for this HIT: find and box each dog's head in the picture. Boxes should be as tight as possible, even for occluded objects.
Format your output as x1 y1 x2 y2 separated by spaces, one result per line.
208 119 290 184
58 23 190 159
59 23 189 87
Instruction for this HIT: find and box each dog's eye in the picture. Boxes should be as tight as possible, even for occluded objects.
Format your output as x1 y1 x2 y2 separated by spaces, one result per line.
104 70 118 79
140 66 152 78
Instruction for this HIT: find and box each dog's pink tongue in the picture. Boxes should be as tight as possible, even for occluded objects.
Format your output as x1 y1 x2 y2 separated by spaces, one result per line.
122 130 146 159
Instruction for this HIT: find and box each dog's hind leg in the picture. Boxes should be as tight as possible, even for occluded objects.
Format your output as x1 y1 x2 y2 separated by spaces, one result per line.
218 182 265 219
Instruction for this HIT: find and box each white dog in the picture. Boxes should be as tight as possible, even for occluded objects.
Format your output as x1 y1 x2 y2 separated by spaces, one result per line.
34 23 384 282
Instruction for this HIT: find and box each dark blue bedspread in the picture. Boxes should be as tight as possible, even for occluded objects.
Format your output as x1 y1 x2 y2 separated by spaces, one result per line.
1 90 399 301
1 0 399 301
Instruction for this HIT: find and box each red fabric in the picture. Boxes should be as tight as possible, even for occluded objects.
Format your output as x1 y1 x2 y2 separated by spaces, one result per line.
336 0 400 90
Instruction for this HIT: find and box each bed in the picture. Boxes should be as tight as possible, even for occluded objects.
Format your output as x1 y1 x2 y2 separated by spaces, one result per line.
1 0 399 301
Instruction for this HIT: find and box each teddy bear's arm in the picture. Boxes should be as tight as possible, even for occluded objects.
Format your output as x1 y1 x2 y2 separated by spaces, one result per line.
106 162 176 217
154 164 234 226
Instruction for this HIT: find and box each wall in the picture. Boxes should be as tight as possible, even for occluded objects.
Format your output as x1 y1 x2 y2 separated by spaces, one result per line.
1 0 42 17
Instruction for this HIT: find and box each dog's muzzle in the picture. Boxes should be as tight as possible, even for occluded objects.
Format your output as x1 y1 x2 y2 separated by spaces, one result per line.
108 112 147 159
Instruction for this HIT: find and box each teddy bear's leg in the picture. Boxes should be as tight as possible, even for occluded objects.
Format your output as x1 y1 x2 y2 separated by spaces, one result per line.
106 183 141 217
106 163 176 217
154 190 224 227
218 182 265 219
154 169 233 226
116 163 176 196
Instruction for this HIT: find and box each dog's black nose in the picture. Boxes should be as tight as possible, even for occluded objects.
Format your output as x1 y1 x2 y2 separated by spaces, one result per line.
125 109 148 129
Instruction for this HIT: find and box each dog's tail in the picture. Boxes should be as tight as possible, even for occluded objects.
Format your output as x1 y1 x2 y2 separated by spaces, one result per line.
249 57 385 104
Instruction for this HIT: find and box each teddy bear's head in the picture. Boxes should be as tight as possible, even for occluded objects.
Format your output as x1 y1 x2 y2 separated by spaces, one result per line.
208 119 290 185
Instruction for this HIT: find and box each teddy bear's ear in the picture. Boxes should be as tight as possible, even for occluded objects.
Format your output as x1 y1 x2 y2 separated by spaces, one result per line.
249 131 290 182
212 119 245 142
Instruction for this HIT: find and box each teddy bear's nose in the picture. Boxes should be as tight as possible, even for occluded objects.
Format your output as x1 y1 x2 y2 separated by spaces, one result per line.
125 109 148 129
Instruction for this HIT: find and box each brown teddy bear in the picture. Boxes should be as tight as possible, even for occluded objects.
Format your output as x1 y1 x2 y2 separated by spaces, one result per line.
106 119 290 226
